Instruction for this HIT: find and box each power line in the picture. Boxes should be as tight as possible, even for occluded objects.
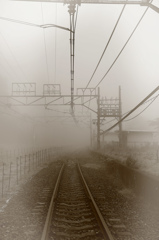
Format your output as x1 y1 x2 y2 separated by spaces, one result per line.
85 2 127 89
0 50 21 82
45 106 70 114
0 16 44 28
95 4 151 88
41 3 50 83
0 102 35 122
74 5 79 31
54 3 57 83
101 93 159 127
100 85 159 135
0 31 27 82
124 94 159 122
0 16 72 32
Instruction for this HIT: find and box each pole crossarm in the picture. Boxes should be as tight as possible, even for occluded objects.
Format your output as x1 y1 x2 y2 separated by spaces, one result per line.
14 0 148 4
82 104 97 114
0 94 98 107
14 0 159 13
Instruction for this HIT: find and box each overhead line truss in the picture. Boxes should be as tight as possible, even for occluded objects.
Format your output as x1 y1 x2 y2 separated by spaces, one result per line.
0 94 98 109
15 0 149 4
15 0 159 13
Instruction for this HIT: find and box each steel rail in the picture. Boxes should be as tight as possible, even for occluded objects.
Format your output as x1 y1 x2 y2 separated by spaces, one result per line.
40 164 64 240
41 162 114 240
77 162 115 240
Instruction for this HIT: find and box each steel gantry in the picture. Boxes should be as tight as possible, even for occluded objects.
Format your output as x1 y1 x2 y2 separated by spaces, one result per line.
4 0 159 149
14 0 159 114
15 0 159 14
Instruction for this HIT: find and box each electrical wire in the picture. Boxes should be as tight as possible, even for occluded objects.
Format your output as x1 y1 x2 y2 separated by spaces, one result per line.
101 85 159 134
0 31 26 82
0 102 35 122
45 106 70 114
0 16 72 32
41 3 50 84
74 5 79 31
95 4 151 88
54 4 57 83
100 92 159 127
0 51 21 82
0 16 43 28
124 94 159 122
142 93 159 104
85 2 127 89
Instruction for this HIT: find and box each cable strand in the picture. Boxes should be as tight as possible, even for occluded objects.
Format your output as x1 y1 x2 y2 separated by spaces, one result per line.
95 5 150 88
85 2 127 89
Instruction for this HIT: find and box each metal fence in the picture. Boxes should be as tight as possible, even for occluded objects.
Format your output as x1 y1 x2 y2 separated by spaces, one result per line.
0 147 57 199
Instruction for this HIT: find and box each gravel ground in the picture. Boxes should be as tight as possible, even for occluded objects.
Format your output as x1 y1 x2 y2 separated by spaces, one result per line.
0 150 159 240
79 151 159 240
0 161 62 240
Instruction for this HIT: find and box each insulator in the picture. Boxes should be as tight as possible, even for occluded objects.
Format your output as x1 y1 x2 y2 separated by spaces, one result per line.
68 4 76 14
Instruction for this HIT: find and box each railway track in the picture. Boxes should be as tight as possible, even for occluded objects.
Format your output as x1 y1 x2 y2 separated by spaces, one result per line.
40 161 115 240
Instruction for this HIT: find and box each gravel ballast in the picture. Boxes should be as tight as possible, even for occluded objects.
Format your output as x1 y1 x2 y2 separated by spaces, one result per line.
0 161 61 240
80 151 159 240
0 151 159 240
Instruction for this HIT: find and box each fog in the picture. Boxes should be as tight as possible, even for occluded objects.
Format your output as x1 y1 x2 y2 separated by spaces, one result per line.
0 0 159 149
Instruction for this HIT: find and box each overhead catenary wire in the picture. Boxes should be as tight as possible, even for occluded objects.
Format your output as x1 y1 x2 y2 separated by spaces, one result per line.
0 31 27 82
0 102 35 123
0 109 34 122
0 16 72 32
124 94 159 122
85 2 127 89
95 3 152 88
0 53 20 81
100 85 159 135
45 106 70 114
41 3 50 83
98 93 159 130
54 3 57 83
102 93 159 126
74 5 79 31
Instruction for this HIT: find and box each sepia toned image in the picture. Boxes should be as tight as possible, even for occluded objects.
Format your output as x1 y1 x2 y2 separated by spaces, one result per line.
0 0 159 239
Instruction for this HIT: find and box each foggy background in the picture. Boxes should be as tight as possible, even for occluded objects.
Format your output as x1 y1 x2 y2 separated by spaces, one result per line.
0 0 159 149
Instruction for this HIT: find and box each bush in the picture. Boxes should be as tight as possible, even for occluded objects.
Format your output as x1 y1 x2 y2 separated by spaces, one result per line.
125 155 138 169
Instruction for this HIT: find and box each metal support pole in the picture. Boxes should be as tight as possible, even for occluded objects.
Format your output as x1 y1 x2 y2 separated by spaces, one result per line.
2 163 4 198
33 153 34 170
36 152 38 168
24 155 26 175
16 158 19 185
90 114 92 149
97 87 100 150
8 162 12 191
68 3 76 113
20 156 22 179
119 86 122 148
29 154 30 172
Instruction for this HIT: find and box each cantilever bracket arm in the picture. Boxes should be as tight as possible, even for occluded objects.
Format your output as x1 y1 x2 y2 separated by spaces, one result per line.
0 16 73 32
140 2 159 13
40 24 73 32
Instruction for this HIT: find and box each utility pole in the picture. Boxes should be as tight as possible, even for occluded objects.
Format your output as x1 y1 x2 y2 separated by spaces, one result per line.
90 114 92 149
97 87 100 150
119 86 122 148
68 2 76 113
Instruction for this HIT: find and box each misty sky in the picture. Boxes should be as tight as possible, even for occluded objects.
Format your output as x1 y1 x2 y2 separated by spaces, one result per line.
0 0 159 146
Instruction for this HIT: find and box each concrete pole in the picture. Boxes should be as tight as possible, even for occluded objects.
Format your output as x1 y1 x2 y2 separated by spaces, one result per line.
119 86 122 148
90 114 92 149
97 87 100 150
